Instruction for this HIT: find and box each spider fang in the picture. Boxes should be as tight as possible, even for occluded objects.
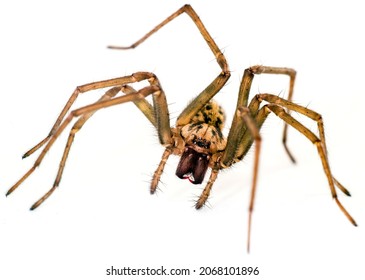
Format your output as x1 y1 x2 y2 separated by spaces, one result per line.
176 147 210 184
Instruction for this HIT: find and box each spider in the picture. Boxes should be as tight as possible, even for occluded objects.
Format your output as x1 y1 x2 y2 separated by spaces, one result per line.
7 4 356 251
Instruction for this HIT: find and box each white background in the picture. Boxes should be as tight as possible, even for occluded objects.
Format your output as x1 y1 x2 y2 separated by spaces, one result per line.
0 0 364 279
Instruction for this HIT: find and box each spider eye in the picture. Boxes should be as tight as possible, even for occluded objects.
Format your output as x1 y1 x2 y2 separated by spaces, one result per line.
193 138 210 149
176 147 210 184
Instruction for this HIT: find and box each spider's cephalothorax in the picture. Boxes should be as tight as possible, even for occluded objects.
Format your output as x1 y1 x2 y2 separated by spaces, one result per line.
176 100 227 184
7 4 356 252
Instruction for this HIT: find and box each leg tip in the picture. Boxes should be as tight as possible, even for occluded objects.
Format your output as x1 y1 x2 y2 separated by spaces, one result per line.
30 203 38 211
195 201 204 210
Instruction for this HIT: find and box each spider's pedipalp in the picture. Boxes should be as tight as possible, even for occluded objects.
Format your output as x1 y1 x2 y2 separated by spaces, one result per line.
195 165 219 209
150 148 172 194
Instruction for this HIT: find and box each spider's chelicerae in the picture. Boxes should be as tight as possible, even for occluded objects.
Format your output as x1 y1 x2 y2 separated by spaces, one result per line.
7 4 356 251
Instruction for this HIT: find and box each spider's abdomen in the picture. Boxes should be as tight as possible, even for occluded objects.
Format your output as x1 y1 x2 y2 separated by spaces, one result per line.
191 100 225 131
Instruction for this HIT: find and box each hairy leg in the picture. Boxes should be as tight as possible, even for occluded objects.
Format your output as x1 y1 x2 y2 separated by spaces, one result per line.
108 4 231 126
7 78 164 209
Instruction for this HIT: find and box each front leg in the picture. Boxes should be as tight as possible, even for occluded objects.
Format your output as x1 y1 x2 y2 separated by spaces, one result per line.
223 66 297 164
108 4 231 126
7 73 164 208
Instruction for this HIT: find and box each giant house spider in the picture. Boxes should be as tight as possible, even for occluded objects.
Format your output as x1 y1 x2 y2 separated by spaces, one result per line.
7 4 356 252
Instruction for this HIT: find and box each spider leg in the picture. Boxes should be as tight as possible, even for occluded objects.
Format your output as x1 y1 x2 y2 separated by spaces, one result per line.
22 72 164 158
120 77 171 146
121 85 156 127
258 94 351 195
235 107 262 254
219 103 264 252
248 66 297 162
7 73 167 209
30 86 121 210
219 66 354 252
221 66 296 165
231 93 350 196
108 4 230 126
257 93 356 226
216 67 283 252
32 81 170 209
229 95 270 164
120 86 174 194
258 67 297 162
